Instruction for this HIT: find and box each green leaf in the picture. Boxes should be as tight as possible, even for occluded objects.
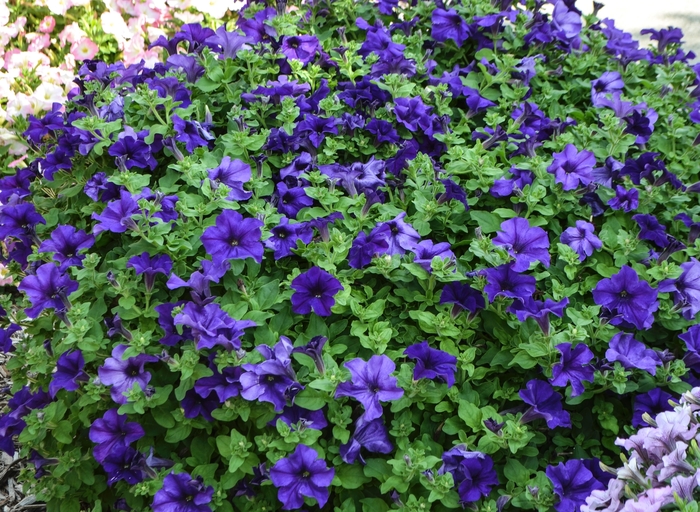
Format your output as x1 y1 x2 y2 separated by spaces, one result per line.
504 459 531 485
336 464 371 489
469 211 502 233
53 420 73 444
255 280 280 310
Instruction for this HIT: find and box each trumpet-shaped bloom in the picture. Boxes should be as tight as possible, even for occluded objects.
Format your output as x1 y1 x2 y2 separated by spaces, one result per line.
97 345 159 404
592 266 659 330
547 144 596 191
560 221 602 261
404 341 457 387
493 217 550 272
201 209 264 264
240 337 300 412
550 343 594 397
431 8 471 46
127 253 173 292
339 417 393 464
605 332 661 375
152 472 214 512
38 226 94 271
547 460 605 512
483 264 537 303
335 355 404 421
519 380 571 428
89 408 145 463
269 445 334 510
290 267 343 316
207 156 252 201
18 263 79 318
49 350 88 397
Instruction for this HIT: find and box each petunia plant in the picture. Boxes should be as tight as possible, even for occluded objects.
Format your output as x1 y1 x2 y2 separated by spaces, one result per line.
2 0 700 510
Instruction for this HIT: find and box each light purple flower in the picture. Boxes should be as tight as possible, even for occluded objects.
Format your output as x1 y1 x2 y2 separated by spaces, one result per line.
493 217 550 272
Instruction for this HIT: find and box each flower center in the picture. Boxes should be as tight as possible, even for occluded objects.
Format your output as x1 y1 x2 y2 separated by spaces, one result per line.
302 470 310 478
620 290 628 298
230 238 239 247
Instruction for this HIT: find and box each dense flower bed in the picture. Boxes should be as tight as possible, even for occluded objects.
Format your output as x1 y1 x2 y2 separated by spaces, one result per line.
2 0 700 511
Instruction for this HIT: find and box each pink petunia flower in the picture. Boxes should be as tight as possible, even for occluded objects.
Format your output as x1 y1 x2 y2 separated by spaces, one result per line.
70 38 99 61
38 16 56 33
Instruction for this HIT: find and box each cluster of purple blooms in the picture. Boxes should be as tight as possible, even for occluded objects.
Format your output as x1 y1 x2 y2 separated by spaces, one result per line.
4 0 700 510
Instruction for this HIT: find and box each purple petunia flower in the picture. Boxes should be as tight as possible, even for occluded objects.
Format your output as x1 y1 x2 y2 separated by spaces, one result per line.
632 214 669 248
659 258 700 320
412 240 455 272
393 97 432 133
127 253 173 292
92 190 140 235
348 229 390 269
271 405 328 431
0 324 19 353
592 265 659 330
207 156 252 201
152 472 214 512
172 115 212 153
456 452 499 503
591 71 625 106
680 325 700 371
49 350 88 397
38 226 94 271
560 221 602 261
607 185 639 212
605 332 661 375
404 341 457 387
290 267 343 317
340 417 393 464
280 35 320 65
491 167 535 198
439 282 485 318
89 408 145 463
275 182 313 219
264 217 313 260
194 366 243 403
97 345 159 404
181 388 219 422
296 114 338 146
108 127 158 171
102 446 146 486
483 264 537 303
508 297 569 335
335 355 404 421
18 263 79 318
291 335 327 375
546 460 605 512
370 213 421 256
519 379 571 429
365 118 400 144
632 388 674 427
547 144 596 191
431 8 471 46
240 336 300 412
493 217 550 272
269 444 334 510
201 209 264 265
437 179 469 209
550 343 594 397
84 172 120 202
174 302 256 352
